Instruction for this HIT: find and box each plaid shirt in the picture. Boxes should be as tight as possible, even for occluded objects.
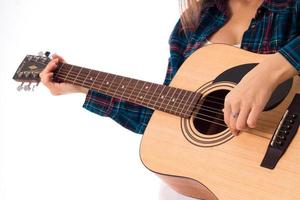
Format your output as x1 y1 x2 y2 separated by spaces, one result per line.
83 0 300 134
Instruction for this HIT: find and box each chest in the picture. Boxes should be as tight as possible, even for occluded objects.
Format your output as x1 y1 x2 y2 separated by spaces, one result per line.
208 4 262 45
185 5 299 56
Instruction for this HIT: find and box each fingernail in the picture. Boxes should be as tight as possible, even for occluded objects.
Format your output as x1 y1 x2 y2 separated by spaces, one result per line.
232 130 240 136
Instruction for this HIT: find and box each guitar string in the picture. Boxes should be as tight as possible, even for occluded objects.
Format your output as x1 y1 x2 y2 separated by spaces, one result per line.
55 68 221 110
30 59 280 127
54 70 225 117
54 73 278 129
29 59 278 134
36 60 224 101
31 59 283 115
55 67 234 114
54 67 280 127
55 67 224 102
84 95 275 137
55 73 226 123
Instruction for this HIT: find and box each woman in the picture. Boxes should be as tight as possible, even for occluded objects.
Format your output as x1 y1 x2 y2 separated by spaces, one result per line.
40 0 300 136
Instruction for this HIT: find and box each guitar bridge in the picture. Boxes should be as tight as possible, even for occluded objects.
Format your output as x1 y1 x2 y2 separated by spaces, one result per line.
261 94 300 169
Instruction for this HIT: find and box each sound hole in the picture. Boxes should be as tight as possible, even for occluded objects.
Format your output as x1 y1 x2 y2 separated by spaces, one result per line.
193 90 229 135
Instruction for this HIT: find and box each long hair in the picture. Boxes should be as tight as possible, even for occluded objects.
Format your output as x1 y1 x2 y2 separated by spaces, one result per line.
179 0 203 33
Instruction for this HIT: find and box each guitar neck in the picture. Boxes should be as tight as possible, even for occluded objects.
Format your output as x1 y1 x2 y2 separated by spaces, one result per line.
53 63 201 118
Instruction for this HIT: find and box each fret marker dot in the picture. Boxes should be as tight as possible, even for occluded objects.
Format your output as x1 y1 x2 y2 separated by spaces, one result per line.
145 86 149 89
121 85 125 89
172 98 176 102
140 96 143 99
161 95 164 99
90 77 93 81
106 82 109 85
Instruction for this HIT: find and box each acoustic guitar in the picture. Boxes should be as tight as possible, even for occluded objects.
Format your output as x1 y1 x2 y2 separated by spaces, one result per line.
13 44 300 200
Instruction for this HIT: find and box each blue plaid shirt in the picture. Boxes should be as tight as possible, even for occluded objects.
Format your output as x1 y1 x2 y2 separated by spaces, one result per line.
83 0 300 134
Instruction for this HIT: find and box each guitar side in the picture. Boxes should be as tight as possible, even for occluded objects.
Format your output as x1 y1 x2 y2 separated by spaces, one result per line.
140 44 300 200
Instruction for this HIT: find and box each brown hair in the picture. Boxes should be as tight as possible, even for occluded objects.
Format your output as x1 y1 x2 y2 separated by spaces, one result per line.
179 0 203 32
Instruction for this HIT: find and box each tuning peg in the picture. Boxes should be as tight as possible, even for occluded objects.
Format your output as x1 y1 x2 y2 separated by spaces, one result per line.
32 82 40 92
17 71 24 78
24 82 32 91
24 71 30 78
45 51 51 58
17 82 24 91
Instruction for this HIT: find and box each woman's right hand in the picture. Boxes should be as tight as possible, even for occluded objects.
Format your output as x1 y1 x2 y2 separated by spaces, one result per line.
39 54 89 95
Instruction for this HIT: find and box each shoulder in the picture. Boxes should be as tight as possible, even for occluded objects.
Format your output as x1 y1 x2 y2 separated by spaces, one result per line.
169 20 189 45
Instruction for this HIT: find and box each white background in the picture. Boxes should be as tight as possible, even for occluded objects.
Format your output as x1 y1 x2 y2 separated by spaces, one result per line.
0 0 196 199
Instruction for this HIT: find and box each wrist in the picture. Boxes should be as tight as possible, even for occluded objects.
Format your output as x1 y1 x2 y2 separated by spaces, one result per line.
79 87 89 94
74 85 89 94
262 53 298 86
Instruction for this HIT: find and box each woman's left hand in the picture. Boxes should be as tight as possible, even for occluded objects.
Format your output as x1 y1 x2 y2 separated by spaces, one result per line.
223 53 298 135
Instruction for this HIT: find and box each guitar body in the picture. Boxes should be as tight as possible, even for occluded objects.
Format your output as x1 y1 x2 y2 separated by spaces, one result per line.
140 44 300 200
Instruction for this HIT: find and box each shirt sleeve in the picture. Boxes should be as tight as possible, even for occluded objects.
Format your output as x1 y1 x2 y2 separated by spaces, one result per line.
83 19 189 134
278 35 300 73
83 90 153 134
164 20 190 85
277 2 300 74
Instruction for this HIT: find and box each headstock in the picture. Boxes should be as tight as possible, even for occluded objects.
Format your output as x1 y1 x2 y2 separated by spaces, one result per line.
13 51 51 91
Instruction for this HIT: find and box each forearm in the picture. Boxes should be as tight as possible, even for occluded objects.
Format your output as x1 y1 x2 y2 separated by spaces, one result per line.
83 90 153 134
261 53 299 88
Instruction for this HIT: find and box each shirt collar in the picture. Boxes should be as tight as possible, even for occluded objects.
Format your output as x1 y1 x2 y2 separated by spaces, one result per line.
202 0 294 13
262 0 294 12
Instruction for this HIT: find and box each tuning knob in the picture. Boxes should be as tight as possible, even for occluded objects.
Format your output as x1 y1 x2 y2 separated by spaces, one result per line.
17 82 24 91
32 82 39 92
45 51 51 57
24 71 30 78
24 83 32 91
17 72 24 78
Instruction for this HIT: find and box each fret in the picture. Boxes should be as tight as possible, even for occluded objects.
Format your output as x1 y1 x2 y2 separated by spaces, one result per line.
185 92 201 117
106 75 118 96
98 73 110 93
175 90 189 117
151 85 164 109
135 81 147 105
155 86 167 110
141 83 155 107
73 67 83 85
159 87 172 111
120 78 132 102
128 79 139 103
172 89 185 115
112 76 126 99
54 63 64 82
82 69 92 87
165 87 178 114
51 63 198 118
180 91 195 117
91 71 101 90
147 83 159 109
65 64 74 82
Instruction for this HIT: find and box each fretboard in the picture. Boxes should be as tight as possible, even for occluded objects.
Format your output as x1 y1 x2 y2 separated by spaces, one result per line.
53 63 201 118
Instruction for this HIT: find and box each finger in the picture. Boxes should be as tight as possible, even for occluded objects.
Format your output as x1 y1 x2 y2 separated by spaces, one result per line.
229 109 240 135
236 105 251 131
43 72 54 87
223 99 231 128
52 54 66 63
44 58 59 73
247 105 263 128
